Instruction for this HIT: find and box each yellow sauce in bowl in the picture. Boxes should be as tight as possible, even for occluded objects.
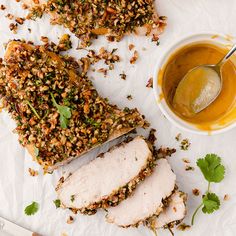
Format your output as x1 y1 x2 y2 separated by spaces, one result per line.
159 42 236 131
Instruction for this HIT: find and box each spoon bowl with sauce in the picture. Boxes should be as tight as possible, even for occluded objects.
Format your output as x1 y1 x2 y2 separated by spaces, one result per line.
173 43 236 117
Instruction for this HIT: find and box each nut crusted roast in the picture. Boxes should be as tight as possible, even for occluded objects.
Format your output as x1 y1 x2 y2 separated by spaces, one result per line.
56 136 155 215
106 159 177 227
21 0 166 46
0 41 145 172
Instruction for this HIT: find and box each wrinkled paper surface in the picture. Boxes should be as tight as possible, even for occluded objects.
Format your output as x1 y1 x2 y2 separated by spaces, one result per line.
0 0 236 235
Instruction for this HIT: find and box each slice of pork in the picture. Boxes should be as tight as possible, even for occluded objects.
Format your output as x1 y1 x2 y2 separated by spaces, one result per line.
152 191 187 229
106 158 176 227
56 136 155 215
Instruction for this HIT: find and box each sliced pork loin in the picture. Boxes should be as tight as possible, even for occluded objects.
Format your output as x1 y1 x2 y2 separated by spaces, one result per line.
56 136 155 215
147 191 187 229
106 159 176 227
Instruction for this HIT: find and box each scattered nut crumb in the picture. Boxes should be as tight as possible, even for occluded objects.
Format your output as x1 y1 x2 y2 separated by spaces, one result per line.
77 47 120 76
6 13 14 20
177 223 191 231
22 4 29 10
224 194 230 201
185 165 195 171
109 64 114 70
28 168 39 177
9 23 18 34
28 28 32 33
126 95 133 100
180 138 191 150
146 77 153 88
175 133 182 141
192 188 200 196
97 68 107 77
130 50 138 64
182 158 190 163
15 17 25 25
66 216 74 224
128 44 135 51
40 36 49 43
0 5 6 10
152 35 160 45
119 72 126 80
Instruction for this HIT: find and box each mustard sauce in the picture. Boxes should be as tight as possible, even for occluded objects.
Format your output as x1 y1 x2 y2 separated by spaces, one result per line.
159 42 236 131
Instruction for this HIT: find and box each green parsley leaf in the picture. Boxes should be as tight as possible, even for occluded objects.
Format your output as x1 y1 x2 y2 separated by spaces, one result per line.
202 193 220 214
50 93 71 129
197 154 225 183
24 202 39 216
53 199 61 208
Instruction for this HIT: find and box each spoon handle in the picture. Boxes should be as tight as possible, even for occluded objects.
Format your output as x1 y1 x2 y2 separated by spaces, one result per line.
218 43 236 67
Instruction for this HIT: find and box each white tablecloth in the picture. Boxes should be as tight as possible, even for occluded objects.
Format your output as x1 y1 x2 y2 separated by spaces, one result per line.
0 0 236 235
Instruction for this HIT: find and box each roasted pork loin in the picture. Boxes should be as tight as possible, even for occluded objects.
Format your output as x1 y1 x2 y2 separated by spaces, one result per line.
56 137 155 215
0 41 145 172
21 0 166 47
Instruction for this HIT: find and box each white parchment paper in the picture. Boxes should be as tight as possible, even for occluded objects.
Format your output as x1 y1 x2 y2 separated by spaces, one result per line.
0 0 236 235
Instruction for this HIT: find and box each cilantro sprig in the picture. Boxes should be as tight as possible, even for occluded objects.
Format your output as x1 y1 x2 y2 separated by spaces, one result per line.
24 201 39 216
191 154 225 225
50 93 71 129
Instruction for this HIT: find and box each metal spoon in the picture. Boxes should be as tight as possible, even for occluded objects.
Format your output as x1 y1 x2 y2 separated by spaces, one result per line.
173 43 236 117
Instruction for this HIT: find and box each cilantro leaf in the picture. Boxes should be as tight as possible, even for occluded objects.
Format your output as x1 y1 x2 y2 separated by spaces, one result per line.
191 154 226 225
50 93 71 129
57 105 71 119
59 115 69 129
202 193 220 214
24 202 39 216
53 199 61 208
197 154 225 183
